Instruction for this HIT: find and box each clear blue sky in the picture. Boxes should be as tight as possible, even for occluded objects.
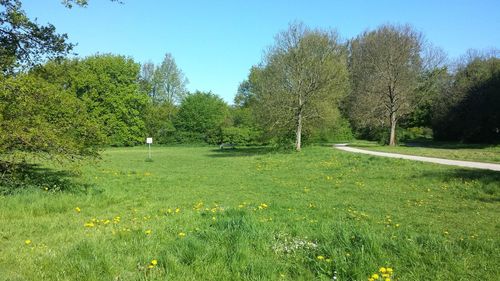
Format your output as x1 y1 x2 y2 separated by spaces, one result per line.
24 0 500 103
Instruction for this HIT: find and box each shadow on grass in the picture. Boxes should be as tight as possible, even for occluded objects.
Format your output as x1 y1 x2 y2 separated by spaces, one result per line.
403 139 497 150
420 168 500 203
206 146 288 158
0 161 96 195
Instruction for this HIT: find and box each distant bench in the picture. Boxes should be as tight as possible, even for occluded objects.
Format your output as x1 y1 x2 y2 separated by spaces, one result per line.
219 143 236 149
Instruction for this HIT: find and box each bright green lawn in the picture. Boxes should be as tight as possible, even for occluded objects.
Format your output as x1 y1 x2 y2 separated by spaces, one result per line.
349 140 500 163
0 146 499 280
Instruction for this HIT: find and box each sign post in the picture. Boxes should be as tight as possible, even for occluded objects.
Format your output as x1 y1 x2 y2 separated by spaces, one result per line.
146 137 153 160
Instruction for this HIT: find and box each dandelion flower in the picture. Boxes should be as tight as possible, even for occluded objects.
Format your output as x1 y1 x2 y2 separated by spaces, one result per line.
316 255 325 260
178 232 186 238
151 259 157 265
175 208 180 213
386 268 393 273
25 240 32 245
75 207 81 213
145 229 152 235
84 222 95 228
371 274 379 280
379 267 386 273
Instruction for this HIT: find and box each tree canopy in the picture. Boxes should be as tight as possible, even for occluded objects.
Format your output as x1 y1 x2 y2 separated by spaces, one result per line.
347 24 423 146
250 22 349 150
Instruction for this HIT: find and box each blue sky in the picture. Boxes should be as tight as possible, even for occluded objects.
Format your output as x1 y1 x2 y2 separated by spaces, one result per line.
24 0 500 103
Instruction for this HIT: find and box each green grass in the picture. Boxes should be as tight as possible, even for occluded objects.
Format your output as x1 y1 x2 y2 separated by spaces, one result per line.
349 140 500 163
0 146 499 280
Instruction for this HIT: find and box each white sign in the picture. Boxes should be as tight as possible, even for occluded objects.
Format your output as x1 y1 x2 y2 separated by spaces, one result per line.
146 137 153 144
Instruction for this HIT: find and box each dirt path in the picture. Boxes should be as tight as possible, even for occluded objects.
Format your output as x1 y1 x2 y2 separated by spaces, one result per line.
334 144 500 172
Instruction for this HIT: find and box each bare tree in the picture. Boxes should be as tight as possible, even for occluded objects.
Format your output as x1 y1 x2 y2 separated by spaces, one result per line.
253 22 349 151
348 24 423 146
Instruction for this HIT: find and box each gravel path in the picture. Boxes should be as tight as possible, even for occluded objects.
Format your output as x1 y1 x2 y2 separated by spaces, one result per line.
334 144 500 172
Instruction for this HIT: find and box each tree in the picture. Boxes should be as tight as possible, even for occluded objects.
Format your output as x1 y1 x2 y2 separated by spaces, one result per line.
0 74 104 161
141 53 188 104
174 91 229 143
251 22 349 151
0 0 73 74
348 24 423 146
35 55 148 146
432 53 500 143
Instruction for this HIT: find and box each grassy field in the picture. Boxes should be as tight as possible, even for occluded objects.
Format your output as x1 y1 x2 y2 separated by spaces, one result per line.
0 146 499 280
349 140 500 163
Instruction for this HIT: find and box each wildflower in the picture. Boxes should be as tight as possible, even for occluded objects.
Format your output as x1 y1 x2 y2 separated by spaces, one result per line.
175 208 180 213
316 255 325 260
379 267 386 273
151 259 158 265
178 232 186 238
386 268 393 273
75 207 81 213
25 240 31 245
84 222 95 228
371 274 379 280
145 229 152 235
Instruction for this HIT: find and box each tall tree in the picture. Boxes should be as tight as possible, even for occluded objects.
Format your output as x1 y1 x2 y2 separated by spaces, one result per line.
142 53 188 104
348 24 423 146
251 22 349 151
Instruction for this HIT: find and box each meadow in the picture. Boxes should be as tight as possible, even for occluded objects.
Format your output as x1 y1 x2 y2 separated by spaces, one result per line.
0 146 499 280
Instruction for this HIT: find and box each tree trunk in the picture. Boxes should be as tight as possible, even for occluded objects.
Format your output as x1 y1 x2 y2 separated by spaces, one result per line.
295 111 302 151
389 111 397 146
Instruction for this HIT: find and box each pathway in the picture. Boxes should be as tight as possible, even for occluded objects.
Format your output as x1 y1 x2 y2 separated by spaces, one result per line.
333 144 500 172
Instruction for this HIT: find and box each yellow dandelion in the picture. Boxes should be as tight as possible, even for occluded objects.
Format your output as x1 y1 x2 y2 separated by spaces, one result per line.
145 229 152 235
84 222 95 228
178 232 186 238
316 255 325 260
148 265 154 269
379 267 386 273
386 268 393 273
385 279 390 281
151 259 158 265
75 207 81 213
25 240 32 245
175 208 180 213
371 273 379 280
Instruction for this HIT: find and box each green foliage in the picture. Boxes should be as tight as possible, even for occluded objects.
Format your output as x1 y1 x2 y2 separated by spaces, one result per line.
0 74 103 159
143 102 176 144
36 55 148 146
220 127 261 146
174 91 229 143
433 56 500 143
0 0 73 74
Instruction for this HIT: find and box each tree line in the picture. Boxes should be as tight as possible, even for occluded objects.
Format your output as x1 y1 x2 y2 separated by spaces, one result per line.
1 0 499 168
